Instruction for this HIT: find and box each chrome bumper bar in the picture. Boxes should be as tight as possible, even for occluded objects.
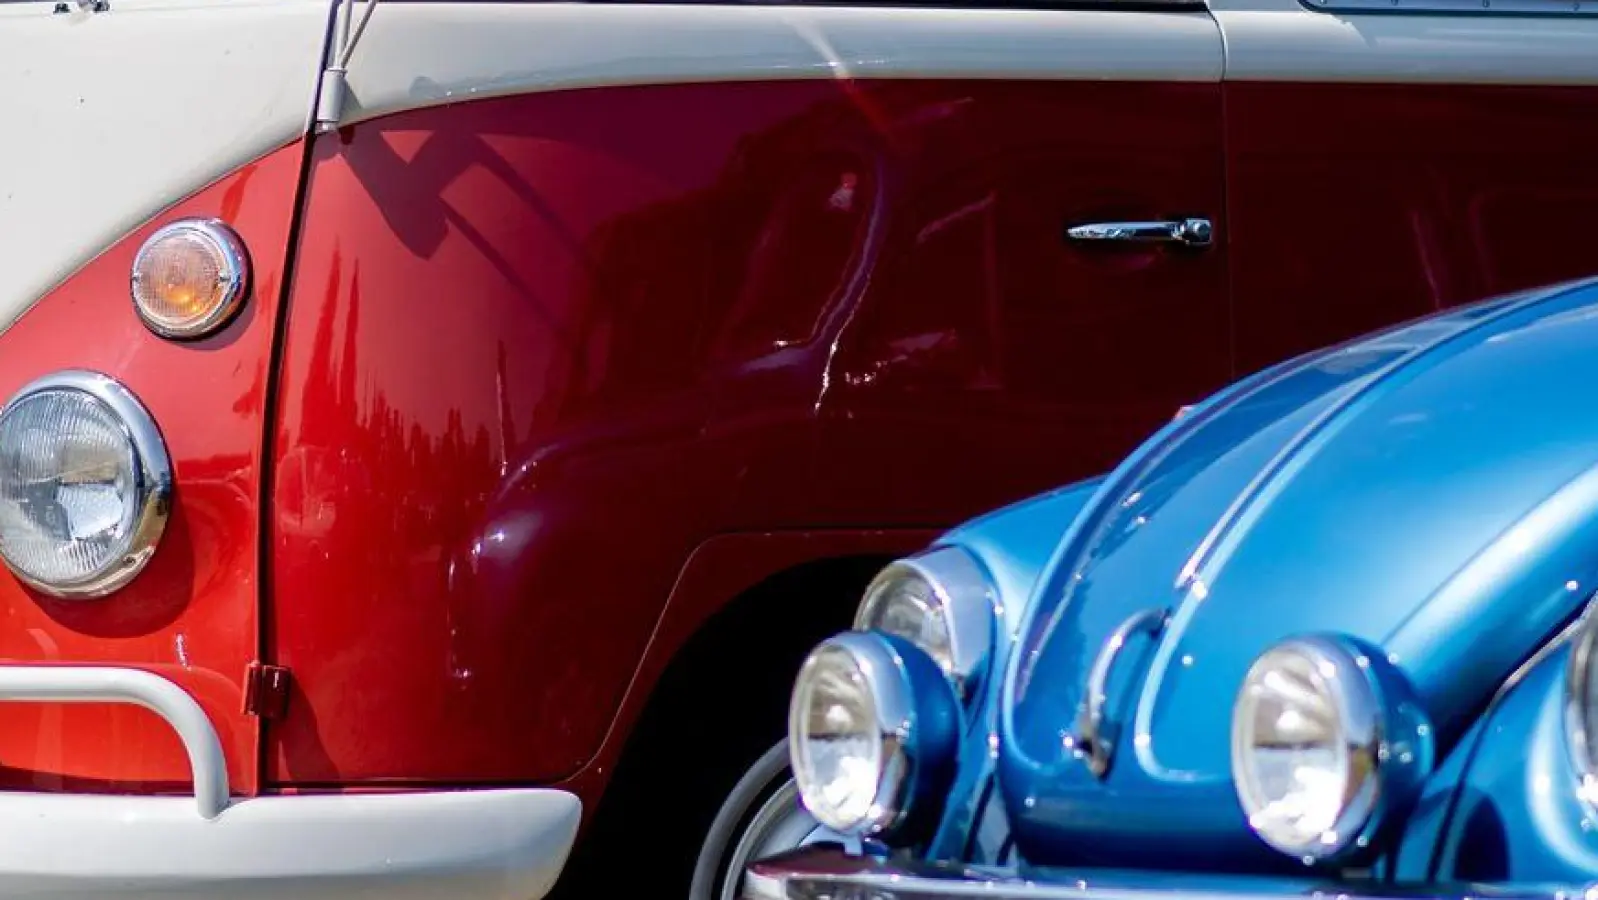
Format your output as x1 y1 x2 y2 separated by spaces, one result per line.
743 847 1552 900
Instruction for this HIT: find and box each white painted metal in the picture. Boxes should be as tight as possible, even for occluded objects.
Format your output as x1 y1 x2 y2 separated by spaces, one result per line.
337 2 1225 125
0 663 580 898
0 666 227 818
0 787 581 899
1209 0 1598 84
0 0 333 339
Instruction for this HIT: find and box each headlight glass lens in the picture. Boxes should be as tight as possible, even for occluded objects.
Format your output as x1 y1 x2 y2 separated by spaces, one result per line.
854 548 994 698
859 570 952 674
0 374 171 597
1233 640 1378 860
789 643 883 831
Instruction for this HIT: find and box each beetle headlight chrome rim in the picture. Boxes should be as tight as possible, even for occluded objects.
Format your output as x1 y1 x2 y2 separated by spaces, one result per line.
0 371 172 598
854 547 996 700
788 631 959 838
1232 635 1431 863
1565 604 1598 803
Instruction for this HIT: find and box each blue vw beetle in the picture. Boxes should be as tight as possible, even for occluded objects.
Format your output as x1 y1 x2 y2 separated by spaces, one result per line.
742 275 1598 899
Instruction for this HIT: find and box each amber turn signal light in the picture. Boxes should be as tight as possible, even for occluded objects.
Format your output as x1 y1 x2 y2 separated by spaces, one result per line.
130 218 250 339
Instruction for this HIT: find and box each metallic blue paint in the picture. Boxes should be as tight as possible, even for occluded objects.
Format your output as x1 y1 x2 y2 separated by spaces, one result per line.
990 277 1598 870
1431 635 1598 885
920 476 1104 862
784 276 1598 890
886 632 965 840
938 478 1107 638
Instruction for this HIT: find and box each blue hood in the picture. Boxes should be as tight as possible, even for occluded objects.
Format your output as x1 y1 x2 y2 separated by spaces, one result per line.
997 278 1598 869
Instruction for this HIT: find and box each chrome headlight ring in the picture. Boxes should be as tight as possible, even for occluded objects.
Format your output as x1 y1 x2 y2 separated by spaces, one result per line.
1564 603 1598 803
1232 635 1432 863
788 631 961 839
0 371 172 598
854 546 997 700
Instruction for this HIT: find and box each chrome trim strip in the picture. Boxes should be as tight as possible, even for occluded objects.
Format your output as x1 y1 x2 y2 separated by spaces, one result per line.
1176 279 1598 594
0 665 227 819
743 847 1554 900
1301 0 1598 16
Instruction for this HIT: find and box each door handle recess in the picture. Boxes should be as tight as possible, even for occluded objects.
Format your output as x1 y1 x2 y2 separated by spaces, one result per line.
1066 218 1213 248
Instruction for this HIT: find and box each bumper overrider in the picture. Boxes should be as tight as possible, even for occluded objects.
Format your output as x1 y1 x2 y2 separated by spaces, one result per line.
0 665 579 899
743 846 1555 900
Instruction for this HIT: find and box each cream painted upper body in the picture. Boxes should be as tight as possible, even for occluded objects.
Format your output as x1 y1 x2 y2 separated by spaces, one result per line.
2 0 1597 346
0 0 332 337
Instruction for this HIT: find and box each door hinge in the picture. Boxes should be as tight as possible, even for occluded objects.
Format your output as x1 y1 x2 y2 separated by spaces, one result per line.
242 662 293 720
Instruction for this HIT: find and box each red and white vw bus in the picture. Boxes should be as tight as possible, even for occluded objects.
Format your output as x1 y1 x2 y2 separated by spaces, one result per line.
0 0 1594 896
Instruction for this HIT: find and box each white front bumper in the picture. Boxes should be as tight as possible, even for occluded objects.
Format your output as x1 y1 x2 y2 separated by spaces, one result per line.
0 787 581 899
0 666 580 899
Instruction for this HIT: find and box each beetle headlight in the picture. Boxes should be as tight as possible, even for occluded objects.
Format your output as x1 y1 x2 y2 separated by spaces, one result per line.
0 372 172 598
788 631 959 838
1232 636 1431 862
1565 606 1598 799
854 547 996 699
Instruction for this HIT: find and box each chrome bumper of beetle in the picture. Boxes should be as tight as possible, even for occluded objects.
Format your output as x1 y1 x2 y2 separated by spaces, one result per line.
742 847 1553 900
0 665 580 899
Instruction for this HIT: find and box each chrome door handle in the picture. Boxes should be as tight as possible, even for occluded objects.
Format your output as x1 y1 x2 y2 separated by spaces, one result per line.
1070 607 1168 779
1066 218 1213 248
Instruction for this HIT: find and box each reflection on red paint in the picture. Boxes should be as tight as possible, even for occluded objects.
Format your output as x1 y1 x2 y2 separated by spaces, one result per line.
267 78 1229 786
1226 81 1598 373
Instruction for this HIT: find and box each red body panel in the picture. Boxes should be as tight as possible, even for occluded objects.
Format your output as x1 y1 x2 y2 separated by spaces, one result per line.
0 141 304 797
10 65 1587 809
554 527 938 812
266 79 1227 785
1226 82 1598 372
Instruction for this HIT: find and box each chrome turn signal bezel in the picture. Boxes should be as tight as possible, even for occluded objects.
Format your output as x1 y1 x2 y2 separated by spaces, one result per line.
130 218 251 340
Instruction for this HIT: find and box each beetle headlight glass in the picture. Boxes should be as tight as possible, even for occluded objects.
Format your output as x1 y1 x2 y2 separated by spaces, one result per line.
854 547 995 699
788 632 959 838
0 372 172 598
1232 636 1431 863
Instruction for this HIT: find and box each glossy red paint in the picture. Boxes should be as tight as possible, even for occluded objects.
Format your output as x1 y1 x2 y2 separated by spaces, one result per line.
1226 81 1598 374
266 78 1226 786
0 140 306 797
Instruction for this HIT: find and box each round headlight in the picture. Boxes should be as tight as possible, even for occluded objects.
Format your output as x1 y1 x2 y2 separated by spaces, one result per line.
854 547 995 699
1232 636 1431 862
130 218 250 340
1565 605 1598 800
0 372 172 598
788 631 958 838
